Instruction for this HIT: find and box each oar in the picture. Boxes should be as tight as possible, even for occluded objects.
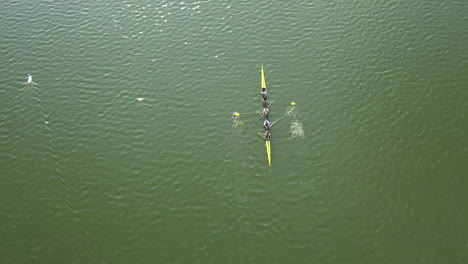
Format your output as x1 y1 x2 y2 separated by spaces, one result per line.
270 102 296 127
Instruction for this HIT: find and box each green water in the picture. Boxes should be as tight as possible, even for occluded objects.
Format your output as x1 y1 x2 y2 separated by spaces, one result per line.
1 1 467 263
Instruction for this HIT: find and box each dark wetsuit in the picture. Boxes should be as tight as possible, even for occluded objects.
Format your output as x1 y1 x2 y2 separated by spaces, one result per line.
262 98 268 108
261 88 267 100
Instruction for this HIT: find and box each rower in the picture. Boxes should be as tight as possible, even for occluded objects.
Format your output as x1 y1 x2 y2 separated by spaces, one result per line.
262 107 269 118
264 130 271 140
261 88 267 100
263 119 271 130
262 97 268 108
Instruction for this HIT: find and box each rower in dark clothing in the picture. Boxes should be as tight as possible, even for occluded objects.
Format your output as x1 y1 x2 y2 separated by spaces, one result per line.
261 88 267 100
262 97 268 108
264 130 271 140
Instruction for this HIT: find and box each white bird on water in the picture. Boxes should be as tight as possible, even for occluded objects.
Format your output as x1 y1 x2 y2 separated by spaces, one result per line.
25 74 37 86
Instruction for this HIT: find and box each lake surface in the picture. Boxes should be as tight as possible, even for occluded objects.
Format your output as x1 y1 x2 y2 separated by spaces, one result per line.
1 1 467 263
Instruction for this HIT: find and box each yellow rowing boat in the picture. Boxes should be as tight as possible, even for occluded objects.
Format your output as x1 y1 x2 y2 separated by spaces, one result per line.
265 140 271 167
261 65 271 167
261 65 267 89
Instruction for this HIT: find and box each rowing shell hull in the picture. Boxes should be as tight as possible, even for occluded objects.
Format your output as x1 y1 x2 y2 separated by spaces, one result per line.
262 65 271 167
265 140 271 167
261 65 267 90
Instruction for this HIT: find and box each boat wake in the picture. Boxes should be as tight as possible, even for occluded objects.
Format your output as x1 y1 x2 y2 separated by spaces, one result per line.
287 106 304 139
290 120 304 139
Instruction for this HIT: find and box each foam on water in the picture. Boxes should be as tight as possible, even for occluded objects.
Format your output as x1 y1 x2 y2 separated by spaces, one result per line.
290 120 304 139
286 106 304 139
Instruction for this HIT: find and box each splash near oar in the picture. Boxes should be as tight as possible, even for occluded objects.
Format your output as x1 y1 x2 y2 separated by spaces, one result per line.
232 112 244 127
287 103 305 139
